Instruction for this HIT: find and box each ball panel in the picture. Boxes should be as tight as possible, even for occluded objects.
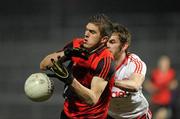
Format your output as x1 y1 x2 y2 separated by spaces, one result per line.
24 73 54 102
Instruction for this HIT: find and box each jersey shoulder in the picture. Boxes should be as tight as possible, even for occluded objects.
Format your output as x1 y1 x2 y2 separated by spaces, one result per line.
127 53 147 74
128 53 146 65
100 48 114 59
72 38 84 48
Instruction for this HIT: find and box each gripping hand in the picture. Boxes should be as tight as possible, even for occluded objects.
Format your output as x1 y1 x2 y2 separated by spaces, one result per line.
47 59 73 85
64 48 89 60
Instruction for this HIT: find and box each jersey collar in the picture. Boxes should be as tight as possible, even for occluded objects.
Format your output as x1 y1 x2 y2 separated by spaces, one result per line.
116 54 129 70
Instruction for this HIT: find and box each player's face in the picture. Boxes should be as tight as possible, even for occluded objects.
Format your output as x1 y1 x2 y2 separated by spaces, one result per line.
158 56 170 71
107 33 122 56
83 23 102 49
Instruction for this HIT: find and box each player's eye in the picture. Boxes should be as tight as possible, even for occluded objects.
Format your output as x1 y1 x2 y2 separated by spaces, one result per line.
109 40 115 44
89 30 96 34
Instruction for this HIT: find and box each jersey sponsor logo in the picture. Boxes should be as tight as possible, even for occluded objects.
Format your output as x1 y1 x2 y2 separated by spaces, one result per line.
112 91 130 98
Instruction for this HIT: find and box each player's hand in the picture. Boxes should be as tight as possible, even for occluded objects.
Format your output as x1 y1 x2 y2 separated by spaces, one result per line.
64 47 89 60
40 53 61 70
47 59 73 85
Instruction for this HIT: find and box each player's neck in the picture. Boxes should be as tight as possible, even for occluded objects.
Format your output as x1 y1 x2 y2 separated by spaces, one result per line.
115 52 126 67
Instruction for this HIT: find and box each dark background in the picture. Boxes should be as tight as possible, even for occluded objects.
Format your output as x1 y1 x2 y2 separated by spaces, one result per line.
0 0 180 119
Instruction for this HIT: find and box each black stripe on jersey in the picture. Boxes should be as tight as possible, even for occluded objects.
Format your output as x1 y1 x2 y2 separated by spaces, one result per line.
100 57 110 78
94 57 115 81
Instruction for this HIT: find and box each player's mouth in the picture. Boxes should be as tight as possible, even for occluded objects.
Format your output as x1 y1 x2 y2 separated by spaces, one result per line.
83 38 88 44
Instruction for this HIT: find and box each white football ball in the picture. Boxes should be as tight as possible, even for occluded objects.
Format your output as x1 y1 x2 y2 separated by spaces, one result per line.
24 73 54 102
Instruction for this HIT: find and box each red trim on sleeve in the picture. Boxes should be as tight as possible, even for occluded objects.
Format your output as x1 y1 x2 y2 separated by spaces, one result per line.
130 56 143 74
99 57 111 79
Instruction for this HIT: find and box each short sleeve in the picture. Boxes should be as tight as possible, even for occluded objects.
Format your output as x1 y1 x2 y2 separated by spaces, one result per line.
94 57 115 80
129 59 147 76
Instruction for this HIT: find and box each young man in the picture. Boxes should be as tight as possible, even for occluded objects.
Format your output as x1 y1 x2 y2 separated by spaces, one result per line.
107 23 152 119
144 55 178 119
40 14 115 119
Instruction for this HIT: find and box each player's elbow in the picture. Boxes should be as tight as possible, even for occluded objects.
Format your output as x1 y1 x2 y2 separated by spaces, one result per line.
40 62 46 70
40 64 43 70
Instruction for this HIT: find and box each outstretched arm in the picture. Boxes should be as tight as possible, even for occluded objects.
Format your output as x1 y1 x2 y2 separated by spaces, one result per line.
114 73 145 92
40 47 89 70
40 51 65 70
114 58 147 92
40 41 73 70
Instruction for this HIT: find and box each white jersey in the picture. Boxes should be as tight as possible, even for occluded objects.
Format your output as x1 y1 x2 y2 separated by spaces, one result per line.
109 53 149 119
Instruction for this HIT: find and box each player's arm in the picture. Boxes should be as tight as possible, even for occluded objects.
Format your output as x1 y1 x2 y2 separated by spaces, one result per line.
169 78 178 90
40 42 89 70
70 76 108 105
40 51 65 70
40 42 74 70
115 61 147 92
70 57 115 105
114 73 145 92
168 70 178 90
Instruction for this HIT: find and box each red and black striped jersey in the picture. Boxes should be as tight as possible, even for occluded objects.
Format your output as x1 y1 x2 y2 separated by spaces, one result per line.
63 38 115 119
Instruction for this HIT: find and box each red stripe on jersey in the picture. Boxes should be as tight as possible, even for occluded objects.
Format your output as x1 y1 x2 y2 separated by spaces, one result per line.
130 56 143 74
63 38 114 119
138 61 143 73
135 60 141 73
102 57 111 78
136 60 143 74
99 58 106 77
134 60 139 73
99 57 111 79
130 56 139 73
116 55 128 70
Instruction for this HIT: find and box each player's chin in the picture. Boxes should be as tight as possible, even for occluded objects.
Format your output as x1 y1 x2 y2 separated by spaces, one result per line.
82 43 91 49
107 48 113 54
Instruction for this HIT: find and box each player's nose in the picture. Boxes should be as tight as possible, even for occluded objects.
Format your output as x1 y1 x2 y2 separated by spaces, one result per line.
106 42 110 48
84 30 89 38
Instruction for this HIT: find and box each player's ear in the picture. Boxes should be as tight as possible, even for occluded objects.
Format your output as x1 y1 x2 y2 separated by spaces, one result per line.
122 42 129 51
101 36 109 44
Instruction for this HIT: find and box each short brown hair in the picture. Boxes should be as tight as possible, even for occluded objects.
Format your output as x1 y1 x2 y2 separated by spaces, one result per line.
88 14 113 38
112 23 131 47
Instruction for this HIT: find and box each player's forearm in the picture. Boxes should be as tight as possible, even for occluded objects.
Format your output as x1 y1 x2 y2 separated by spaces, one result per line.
40 51 65 70
115 74 145 92
114 79 140 92
70 79 98 106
